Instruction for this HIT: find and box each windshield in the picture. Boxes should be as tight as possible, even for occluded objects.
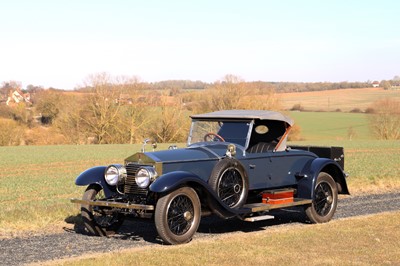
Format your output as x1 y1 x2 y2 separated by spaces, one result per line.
188 120 252 147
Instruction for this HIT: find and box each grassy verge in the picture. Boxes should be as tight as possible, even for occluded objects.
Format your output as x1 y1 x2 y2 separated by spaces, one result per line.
44 212 400 266
1 140 399 237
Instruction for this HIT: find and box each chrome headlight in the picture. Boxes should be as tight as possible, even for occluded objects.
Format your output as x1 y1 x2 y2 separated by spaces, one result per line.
105 164 127 186
135 166 157 188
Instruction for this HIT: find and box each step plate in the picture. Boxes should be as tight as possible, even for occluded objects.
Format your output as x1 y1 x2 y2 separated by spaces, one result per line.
243 198 312 213
244 215 275 222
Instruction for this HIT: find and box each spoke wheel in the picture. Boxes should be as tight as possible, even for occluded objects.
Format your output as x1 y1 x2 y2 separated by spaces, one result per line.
81 184 124 236
305 172 338 223
155 187 201 245
209 158 248 209
217 167 245 207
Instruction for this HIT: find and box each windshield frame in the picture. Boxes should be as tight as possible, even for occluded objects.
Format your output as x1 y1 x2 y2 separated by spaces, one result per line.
187 119 254 149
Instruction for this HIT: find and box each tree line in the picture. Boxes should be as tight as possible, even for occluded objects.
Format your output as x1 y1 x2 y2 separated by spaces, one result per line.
0 74 283 145
1 74 399 146
76 79 375 93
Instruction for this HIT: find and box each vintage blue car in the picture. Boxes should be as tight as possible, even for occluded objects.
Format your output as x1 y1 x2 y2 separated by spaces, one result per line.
71 110 349 245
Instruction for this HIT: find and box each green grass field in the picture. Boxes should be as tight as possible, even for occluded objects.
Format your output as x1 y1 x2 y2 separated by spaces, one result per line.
288 111 372 140
1 138 399 236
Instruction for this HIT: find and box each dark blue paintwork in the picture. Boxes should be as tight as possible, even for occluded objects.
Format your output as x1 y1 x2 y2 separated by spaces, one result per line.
150 171 208 193
141 141 348 200
297 158 349 198
75 166 116 197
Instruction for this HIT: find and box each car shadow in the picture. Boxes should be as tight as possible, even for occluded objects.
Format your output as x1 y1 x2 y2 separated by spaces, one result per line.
64 214 162 244
65 207 309 244
197 207 309 234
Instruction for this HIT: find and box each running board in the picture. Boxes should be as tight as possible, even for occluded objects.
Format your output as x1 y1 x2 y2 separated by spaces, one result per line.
243 198 312 213
70 198 155 211
244 215 275 222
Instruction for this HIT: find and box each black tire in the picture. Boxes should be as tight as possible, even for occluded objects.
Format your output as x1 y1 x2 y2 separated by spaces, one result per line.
155 187 201 245
209 158 248 209
305 172 338 223
81 184 124 236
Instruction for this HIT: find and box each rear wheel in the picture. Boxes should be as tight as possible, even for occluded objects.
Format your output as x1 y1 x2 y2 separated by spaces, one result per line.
305 172 338 223
155 187 201 245
81 184 124 236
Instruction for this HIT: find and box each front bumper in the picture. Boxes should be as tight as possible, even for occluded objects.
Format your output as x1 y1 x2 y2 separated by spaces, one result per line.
70 198 155 211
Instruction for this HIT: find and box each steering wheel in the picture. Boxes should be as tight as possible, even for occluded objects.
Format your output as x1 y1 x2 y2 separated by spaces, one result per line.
204 132 225 142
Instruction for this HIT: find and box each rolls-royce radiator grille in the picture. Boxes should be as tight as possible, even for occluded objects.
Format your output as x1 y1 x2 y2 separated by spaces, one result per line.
124 163 148 195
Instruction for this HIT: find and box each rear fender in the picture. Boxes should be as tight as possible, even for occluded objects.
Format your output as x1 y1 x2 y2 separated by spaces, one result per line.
75 166 116 197
297 158 349 199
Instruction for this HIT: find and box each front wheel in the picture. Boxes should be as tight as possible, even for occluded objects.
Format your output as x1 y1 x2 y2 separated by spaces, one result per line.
305 172 338 223
155 187 201 245
80 184 124 236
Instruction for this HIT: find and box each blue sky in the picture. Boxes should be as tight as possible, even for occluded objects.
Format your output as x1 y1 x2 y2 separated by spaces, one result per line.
1 0 399 90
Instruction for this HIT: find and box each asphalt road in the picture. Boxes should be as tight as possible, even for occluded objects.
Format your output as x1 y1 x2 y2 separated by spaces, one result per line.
1 192 399 266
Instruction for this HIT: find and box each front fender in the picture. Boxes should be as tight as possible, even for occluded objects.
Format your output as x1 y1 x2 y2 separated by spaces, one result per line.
297 158 349 199
150 171 210 193
75 166 116 197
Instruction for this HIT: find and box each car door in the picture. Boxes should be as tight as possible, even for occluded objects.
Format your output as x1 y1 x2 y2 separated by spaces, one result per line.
267 150 315 187
243 150 315 189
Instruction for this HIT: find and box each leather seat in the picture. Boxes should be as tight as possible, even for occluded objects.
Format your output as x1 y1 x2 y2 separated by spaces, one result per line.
247 142 275 153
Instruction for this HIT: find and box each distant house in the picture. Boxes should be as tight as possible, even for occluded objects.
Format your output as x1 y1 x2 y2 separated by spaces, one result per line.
6 88 31 106
372 81 380 88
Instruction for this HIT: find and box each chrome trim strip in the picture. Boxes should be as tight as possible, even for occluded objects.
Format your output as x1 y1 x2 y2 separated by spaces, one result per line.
244 120 254 155
187 121 195 146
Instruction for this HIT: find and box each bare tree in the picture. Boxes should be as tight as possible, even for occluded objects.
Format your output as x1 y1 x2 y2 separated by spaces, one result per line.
203 74 281 112
148 97 189 143
239 82 281 111
369 98 400 140
80 73 125 144
35 90 63 124
0 119 24 146
1 80 22 91
76 73 151 144
54 94 89 144
381 80 392 90
207 74 246 110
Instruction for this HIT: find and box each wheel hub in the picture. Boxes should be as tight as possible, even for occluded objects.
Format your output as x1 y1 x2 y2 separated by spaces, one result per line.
326 195 333 204
183 211 193 221
233 184 241 194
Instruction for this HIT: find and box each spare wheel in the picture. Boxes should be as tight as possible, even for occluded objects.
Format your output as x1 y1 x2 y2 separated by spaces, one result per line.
208 158 249 209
